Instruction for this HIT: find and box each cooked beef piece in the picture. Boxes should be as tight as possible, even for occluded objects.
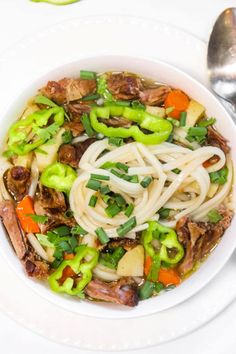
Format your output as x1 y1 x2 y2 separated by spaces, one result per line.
0 200 27 259
3 166 31 202
206 126 230 154
85 278 139 307
139 86 171 106
41 78 96 104
107 73 142 100
176 207 233 275
0 200 49 278
103 238 138 252
100 116 132 128
34 184 76 233
58 138 96 169
64 122 85 137
67 102 91 121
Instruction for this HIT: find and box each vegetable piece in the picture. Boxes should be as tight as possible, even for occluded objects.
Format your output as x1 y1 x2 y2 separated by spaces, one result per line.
31 0 80 4
7 106 65 155
90 173 110 181
124 203 134 217
117 245 144 276
86 178 101 191
62 130 73 144
144 255 152 276
81 113 94 137
139 280 155 300
100 185 110 195
82 94 100 101
16 196 40 233
95 227 109 244
90 106 173 145
108 137 124 147
111 169 139 183
80 70 96 80
48 245 98 296
114 194 126 208
186 126 207 143
71 225 88 236
97 75 114 101
209 166 228 185
116 216 137 237
131 100 146 110
146 106 165 118
158 207 171 219
164 90 190 120
105 203 121 218
140 176 152 188
116 162 129 173
179 112 187 127
198 117 216 127
89 195 98 208
35 128 65 172
185 99 205 127
34 95 57 107
27 214 48 224
158 268 181 286
40 162 77 193
99 247 125 269
207 209 223 223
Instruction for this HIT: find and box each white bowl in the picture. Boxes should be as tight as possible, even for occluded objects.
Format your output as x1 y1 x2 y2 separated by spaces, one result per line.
0 55 235 319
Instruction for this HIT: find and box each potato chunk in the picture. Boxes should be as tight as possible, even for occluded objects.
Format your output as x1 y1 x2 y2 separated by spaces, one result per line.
117 245 144 276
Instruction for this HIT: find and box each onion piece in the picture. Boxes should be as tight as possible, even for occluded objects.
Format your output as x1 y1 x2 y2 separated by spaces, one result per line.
72 135 90 144
93 263 121 281
28 158 39 198
27 233 50 262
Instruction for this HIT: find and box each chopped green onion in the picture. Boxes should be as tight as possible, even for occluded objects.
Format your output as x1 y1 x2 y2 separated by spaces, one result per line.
54 225 70 237
116 162 129 173
71 224 88 236
110 169 138 183
114 194 126 208
167 117 180 127
124 204 134 217
180 112 187 127
207 209 223 223
172 168 181 174
95 227 109 244
34 95 57 107
154 282 165 293
108 137 124 147
89 195 98 207
209 166 228 185
80 70 96 80
105 203 121 218
100 185 111 195
26 214 48 224
81 113 94 137
117 216 137 237
112 100 130 107
99 247 125 269
86 179 101 191
158 207 171 219
139 280 155 300
140 176 152 188
187 126 208 136
62 130 73 144
131 100 146 110
82 94 100 102
101 194 111 204
90 173 110 181
198 117 216 127
100 161 116 169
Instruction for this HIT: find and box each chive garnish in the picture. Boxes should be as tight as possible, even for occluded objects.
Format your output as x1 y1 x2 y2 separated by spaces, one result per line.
116 216 137 237
95 227 109 244
116 162 129 173
180 112 187 127
100 185 111 195
82 93 100 102
81 113 94 137
71 225 88 236
138 280 155 300
86 179 101 191
89 195 98 207
207 209 223 224
105 203 121 218
124 204 134 217
114 194 126 208
108 137 124 147
90 173 110 181
80 70 96 80
140 176 152 188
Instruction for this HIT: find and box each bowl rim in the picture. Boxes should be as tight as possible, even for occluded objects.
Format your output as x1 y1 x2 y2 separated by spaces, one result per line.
0 53 235 319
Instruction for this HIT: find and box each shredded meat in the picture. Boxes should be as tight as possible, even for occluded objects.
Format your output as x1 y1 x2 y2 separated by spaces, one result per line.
67 102 91 121
34 184 76 233
107 73 142 100
3 166 31 202
176 207 233 275
64 122 84 137
41 78 96 104
0 200 48 278
139 86 171 106
206 126 230 154
58 138 96 169
102 238 138 252
85 278 139 307
100 116 132 128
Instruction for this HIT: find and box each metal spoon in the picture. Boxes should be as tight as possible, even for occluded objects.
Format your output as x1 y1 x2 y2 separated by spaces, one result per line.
208 8 236 118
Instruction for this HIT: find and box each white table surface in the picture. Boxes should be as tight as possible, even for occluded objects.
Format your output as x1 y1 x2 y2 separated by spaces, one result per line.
1 0 236 353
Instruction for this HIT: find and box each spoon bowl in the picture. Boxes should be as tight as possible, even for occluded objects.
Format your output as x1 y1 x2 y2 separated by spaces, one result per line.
208 8 236 105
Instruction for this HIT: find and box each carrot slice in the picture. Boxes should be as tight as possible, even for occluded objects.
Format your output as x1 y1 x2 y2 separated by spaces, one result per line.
59 266 76 285
64 253 75 260
144 256 152 276
165 90 190 119
158 268 181 286
16 196 40 233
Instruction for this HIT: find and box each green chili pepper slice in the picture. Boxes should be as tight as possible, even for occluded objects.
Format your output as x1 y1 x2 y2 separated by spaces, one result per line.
40 162 77 193
48 245 98 296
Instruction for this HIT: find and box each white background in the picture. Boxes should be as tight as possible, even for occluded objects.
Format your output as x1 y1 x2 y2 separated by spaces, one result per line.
1 0 236 353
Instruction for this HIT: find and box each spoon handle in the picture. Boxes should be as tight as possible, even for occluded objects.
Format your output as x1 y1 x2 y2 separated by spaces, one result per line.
220 99 236 123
